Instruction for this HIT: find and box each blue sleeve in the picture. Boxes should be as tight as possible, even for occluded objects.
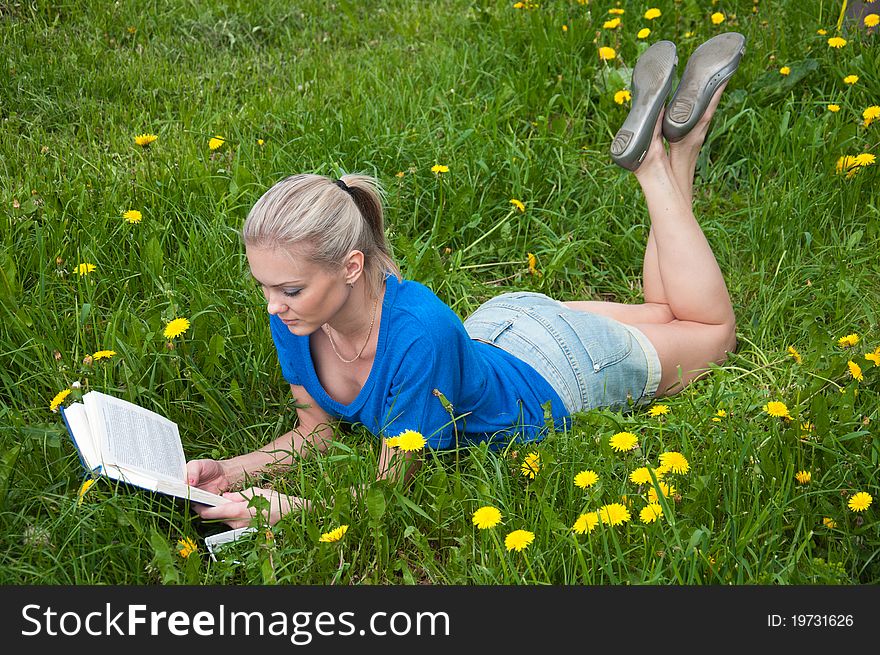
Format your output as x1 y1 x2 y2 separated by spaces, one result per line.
380 335 464 450
269 315 303 386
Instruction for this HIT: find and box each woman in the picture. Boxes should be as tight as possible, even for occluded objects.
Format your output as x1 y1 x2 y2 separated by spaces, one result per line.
190 34 745 528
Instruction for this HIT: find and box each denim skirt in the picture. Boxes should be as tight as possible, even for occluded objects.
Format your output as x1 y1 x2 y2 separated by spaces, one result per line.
463 291 662 414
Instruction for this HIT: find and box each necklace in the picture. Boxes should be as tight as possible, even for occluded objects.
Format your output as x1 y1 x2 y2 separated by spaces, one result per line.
323 296 379 363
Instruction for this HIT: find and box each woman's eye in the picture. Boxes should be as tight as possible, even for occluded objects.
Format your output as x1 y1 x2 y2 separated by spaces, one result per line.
283 289 301 298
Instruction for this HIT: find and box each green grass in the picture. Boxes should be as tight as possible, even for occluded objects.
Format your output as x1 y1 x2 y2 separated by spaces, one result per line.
1 0 877 585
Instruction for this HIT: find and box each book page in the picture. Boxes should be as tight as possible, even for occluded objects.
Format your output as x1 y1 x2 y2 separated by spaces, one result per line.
85 392 186 482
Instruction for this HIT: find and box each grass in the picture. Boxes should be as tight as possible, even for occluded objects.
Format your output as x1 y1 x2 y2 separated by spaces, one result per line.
0 0 878 585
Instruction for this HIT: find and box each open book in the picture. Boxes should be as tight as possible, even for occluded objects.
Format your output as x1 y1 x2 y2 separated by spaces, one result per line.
61 390 229 506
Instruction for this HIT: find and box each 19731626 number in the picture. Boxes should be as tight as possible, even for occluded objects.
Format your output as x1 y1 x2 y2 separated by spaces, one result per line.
790 615 853 627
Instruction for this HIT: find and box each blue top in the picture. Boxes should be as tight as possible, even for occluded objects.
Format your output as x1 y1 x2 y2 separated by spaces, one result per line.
269 274 570 450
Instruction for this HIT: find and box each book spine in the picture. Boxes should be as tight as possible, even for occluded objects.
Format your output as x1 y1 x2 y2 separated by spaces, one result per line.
59 404 102 476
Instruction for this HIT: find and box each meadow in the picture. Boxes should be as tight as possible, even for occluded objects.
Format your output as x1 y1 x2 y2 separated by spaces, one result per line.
0 0 877 585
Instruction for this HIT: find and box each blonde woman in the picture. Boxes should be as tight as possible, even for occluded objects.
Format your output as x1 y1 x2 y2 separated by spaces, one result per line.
190 35 744 528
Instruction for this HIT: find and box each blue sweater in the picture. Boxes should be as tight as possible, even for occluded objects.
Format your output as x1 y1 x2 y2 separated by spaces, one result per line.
269 274 570 450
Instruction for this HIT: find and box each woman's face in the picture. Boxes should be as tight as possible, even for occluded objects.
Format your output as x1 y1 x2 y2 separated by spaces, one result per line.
246 245 349 335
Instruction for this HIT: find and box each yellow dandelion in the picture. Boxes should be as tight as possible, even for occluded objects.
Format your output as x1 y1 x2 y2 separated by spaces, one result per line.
123 209 142 224
711 12 725 25
827 37 847 48
597 503 631 526
817 29 828 35
848 492 872 512
77 478 97 506
598 46 616 61
504 529 535 552
711 408 727 423
92 350 116 360
763 401 791 419
847 360 863 381
562 25 568 32
572 512 599 535
647 404 669 417
134 133 158 147
608 8 625 15
640 502 663 524
75 263 96 276
472 506 502 529
838 333 860 347
795 470 811 485
574 469 598 489
843 75 859 85
319 525 349 543
257 138 265 146
863 106 880 128
647 481 675 503
431 164 449 174
384 436 400 448
644 8 661 20
779 66 791 76
800 422 815 433
836 155 861 178
602 18 621 30
827 104 840 112
609 431 638 452
822 517 837 529
396 429 426 452
521 451 540 479
629 467 662 484
527 252 539 275
510 198 525 213
658 451 689 475
856 153 876 167
395 171 405 178
208 135 225 151
637 28 651 39
864 14 879 28
865 347 880 366
49 388 72 412
614 89 632 105
177 537 197 558
163 317 191 339
787 345 802 364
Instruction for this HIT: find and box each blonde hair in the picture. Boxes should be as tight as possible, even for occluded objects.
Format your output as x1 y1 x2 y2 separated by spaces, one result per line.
242 173 401 298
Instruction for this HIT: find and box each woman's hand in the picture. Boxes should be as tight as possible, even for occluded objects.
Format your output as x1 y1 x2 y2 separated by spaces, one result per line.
192 487 309 529
186 458 236 495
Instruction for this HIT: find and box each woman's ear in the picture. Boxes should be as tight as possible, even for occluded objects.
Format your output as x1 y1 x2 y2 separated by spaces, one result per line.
342 250 365 285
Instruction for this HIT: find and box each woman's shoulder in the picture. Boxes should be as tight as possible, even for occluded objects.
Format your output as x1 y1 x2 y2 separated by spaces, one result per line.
392 277 461 325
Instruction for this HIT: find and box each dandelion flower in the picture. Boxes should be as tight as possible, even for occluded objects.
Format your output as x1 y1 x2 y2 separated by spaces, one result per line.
77 478 96 506
711 408 727 423
602 18 621 30
527 252 539 276
637 28 651 39
838 333 860 348
817 29 827 35
123 210 142 224
572 512 599 535
598 503 631 526
49 388 72 412
864 14 879 28
836 155 861 178
92 350 116 360
800 422 815 433
763 401 791 419
822 517 837 529
163 317 191 339
608 8 625 15
848 492 872 512
658 451 689 475
865 347 880 366
827 37 847 48
598 46 616 61
177 537 197 558
431 164 449 174
257 138 265 146
521 451 540 479
855 153 876 167
640 502 663 523
510 198 525 213
862 106 880 127
647 481 675 503
574 469 599 489
843 75 859 85
779 67 791 76
208 135 225 151
504 529 535 552
827 104 840 113
787 346 802 363
134 133 158 147
848 360 863 381
647 404 669 417
609 431 639 452
319 525 349 542
711 12 725 25
795 470 811 484
472 506 502 529
614 89 632 105
629 467 662 484
75 263 96 276
384 436 400 448
396 429 426 452
644 8 661 20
